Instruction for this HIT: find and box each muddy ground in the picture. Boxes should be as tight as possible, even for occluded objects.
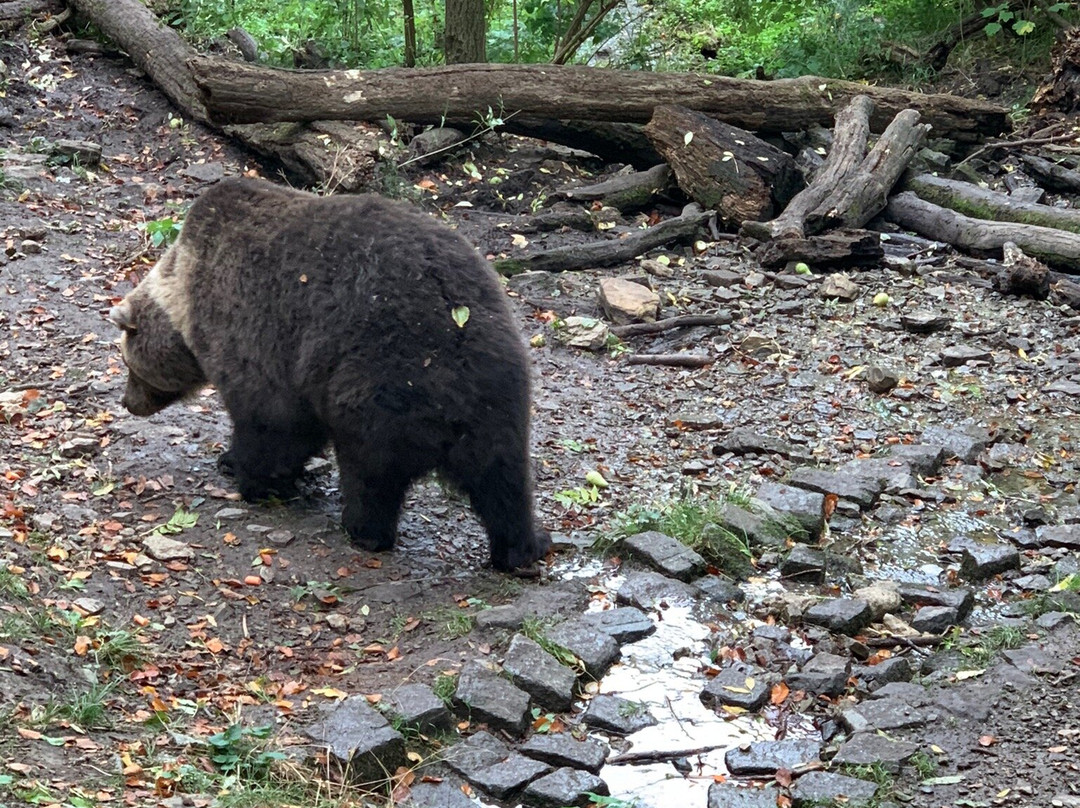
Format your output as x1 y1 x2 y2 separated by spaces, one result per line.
1 24 1079 808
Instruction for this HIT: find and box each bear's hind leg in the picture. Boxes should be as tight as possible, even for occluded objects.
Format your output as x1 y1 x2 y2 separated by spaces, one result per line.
446 439 549 571
337 452 412 552
221 417 327 500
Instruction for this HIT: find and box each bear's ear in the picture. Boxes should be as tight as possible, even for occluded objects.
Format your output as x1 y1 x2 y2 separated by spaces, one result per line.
109 301 137 333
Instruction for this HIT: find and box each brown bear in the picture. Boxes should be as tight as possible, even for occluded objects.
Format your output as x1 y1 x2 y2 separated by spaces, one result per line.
110 177 548 571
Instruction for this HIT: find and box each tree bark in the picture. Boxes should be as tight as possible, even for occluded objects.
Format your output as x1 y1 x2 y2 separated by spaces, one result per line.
492 207 713 275
905 172 1080 234
403 0 417 67
187 58 1009 143
755 229 884 270
1020 153 1080 193
557 164 677 211
886 192 1080 272
501 118 661 167
804 109 929 234
444 0 486 63
67 0 383 190
644 105 801 227
1032 27 1080 113
755 94 875 240
611 313 733 338
0 0 62 28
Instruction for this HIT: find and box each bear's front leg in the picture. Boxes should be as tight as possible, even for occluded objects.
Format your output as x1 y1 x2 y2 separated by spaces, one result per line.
219 417 326 501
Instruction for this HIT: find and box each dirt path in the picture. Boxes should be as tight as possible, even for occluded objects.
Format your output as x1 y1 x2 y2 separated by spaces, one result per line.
1 27 1079 808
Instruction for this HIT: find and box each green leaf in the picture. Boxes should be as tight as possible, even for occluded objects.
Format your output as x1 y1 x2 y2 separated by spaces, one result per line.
584 470 608 488
985 21 1002 35
1013 19 1035 35
452 305 470 328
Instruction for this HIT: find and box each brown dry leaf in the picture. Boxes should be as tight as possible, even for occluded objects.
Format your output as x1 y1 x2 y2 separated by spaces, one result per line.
978 735 997 746
823 493 838 519
17 728 42 740
205 637 225 654
775 768 794 787
73 635 92 656
387 646 401 661
770 682 790 705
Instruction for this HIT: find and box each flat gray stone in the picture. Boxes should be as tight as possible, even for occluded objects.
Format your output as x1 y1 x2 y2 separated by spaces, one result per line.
701 667 770 711
853 656 913 688
787 467 883 510
840 697 937 733
786 652 850 696
546 621 620 680
833 732 919 774
911 605 959 634
519 733 609 774
454 660 531 735
941 344 992 366
870 682 931 703
780 544 826 582
803 598 872 635
707 782 781 808
1034 524 1080 549
621 531 705 581
921 425 990 464
887 443 946 476
142 534 195 562
715 428 800 459
715 503 788 550
523 767 608 807
404 780 477 808
897 583 974 620
756 482 825 540
383 683 452 733
790 770 878 806
615 570 700 610
179 161 225 183
959 541 1020 580
853 581 902 621
725 739 821 775
303 696 406 782
503 634 577 712
583 694 656 734
444 731 551 798
694 574 746 604
475 603 531 630
578 607 655 643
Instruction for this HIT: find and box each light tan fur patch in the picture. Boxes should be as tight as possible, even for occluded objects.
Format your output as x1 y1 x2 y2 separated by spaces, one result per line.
141 238 197 345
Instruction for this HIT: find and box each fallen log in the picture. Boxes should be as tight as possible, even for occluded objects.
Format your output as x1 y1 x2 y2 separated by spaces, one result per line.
905 173 1080 234
885 192 1080 272
644 105 801 227
626 354 713 368
610 313 733 338
0 0 62 28
1020 153 1080 193
68 0 382 190
804 109 929 234
752 95 875 240
492 207 713 276
756 229 884 270
993 242 1051 299
500 118 661 168
558 164 677 211
187 57 1010 143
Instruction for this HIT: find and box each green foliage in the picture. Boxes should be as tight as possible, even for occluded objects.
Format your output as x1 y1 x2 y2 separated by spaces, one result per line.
141 216 183 249
432 672 458 707
58 680 119 731
206 723 286 780
608 495 757 578
151 506 198 535
958 624 1025 667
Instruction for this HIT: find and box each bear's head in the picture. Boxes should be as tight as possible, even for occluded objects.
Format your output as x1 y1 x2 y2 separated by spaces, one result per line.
110 293 206 416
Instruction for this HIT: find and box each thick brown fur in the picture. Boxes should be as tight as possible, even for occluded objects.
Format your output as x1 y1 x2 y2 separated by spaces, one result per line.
112 178 548 571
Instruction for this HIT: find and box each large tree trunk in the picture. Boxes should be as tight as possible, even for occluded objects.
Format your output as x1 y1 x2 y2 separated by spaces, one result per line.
754 94 875 240
644 104 801 227
886 192 1080 272
803 108 929 234
67 0 382 190
444 0 486 63
187 58 1009 143
403 0 417 67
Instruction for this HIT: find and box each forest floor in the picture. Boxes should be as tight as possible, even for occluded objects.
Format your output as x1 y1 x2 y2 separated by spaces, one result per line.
1 24 1079 808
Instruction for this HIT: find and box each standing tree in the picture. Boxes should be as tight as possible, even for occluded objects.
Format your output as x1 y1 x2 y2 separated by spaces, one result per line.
403 0 417 66
444 0 486 63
